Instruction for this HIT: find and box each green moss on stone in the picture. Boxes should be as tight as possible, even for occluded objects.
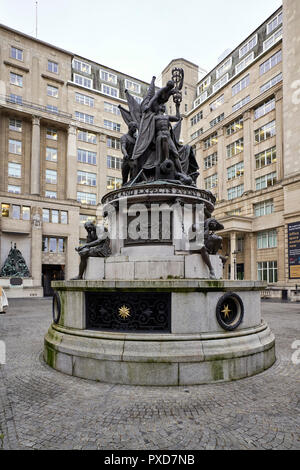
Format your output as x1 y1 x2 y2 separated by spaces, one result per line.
211 360 224 381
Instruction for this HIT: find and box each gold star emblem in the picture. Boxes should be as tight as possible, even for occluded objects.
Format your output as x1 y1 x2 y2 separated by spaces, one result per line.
221 304 231 319
118 305 131 320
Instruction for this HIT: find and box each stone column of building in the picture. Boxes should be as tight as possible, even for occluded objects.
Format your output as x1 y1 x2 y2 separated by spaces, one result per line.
275 89 284 181
66 124 77 200
249 233 257 281
283 0 300 178
217 127 226 201
31 208 42 287
197 141 204 190
243 110 254 193
65 210 80 280
230 231 237 280
98 133 107 203
30 116 41 195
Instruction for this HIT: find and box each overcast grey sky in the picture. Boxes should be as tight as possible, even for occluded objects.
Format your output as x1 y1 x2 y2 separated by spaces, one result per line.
0 0 282 82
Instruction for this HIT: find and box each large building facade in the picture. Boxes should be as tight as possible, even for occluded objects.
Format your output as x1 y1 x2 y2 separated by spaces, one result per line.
0 1 299 298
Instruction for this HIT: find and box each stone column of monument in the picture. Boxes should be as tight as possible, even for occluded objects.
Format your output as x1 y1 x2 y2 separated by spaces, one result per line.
243 110 254 193
30 116 41 195
217 127 226 201
31 207 42 286
66 124 77 200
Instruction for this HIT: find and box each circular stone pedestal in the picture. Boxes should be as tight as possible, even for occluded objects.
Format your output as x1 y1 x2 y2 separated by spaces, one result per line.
44 280 275 386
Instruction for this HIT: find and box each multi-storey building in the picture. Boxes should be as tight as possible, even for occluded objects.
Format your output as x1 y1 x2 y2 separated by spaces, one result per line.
0 1 299 299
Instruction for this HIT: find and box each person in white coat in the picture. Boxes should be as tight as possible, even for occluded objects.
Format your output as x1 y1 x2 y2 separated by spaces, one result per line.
0 287 8 314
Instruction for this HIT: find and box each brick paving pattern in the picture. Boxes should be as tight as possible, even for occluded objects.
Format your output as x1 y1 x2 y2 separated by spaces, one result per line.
0 298 299 450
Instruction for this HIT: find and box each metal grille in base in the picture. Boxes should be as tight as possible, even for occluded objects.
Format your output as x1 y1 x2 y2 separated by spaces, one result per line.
85 291 171 333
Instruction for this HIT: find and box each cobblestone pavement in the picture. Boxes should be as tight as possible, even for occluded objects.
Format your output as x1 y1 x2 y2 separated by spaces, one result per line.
0 298 299 450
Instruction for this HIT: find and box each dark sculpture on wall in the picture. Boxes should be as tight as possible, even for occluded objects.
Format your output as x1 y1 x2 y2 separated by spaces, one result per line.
0 243 30 277
118 69 199 187
72 222 111 280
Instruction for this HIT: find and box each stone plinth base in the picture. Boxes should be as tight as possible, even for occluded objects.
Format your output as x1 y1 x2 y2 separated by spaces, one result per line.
44 279 276 385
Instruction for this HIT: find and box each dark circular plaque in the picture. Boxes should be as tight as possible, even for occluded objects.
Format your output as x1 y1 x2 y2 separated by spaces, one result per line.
52 292 61 325
216 293 244 331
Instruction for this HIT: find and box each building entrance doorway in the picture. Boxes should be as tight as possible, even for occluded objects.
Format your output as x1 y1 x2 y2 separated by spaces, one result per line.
42 264 65 297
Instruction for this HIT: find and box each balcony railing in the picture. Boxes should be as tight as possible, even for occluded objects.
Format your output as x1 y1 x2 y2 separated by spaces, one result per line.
0 95 72 119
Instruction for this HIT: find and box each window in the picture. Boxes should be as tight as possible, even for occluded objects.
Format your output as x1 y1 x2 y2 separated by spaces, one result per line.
226 117 243 136
74 73 92 89
77 130 97 144
51 210 59 224
61 211 68 224
213 74 229 93
101 84 119 98
22 206 30 220
237 237 244 252
226 208 241 216
254 97 275 120
257 230 277 249
42 237 65 253
77 170 97 186
107 176 122 191
232 75 250 96
236 52 254 74
42 209 50 222
216 58 232 79
227 138 244 158
77 191 97 205
10 72 22 87
46 128 57 140
10 46 23 61
9 118 22 132
46 104 58 113
190 111 203 126
205 174 218 190
9 94 22 105
75 111 94 124
197 76 211 95
210 113 224 128
254 199 274 217
260 73 282 94
48 60 58 74
72 59 91 74
263 27 282 52
194 91 208 108
227 161 244 180
80 214 96 225
1 204 10 217
191 129 203 140
232 95 250 113
254 121 276 143
45 190 57 199
204 133 218 149
107 137 120 149
107 155 123 170
204 152 218 170
8 185 21 194
47 85 58 98
77 148 97 165
46 147 58 162
255 172 277 190
255 147 277 169
12 205 20 219
100 70 117 84
46 169 57 185
260 50 282 75
125 79 141 94
257 261 277 283
104 101 120 115
239 35 257 58
8 162 21 178
210 95 224 112
228 184 244 200
75 92 94 107
104 120 121 132
9 139 22 154
267 11 283 34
